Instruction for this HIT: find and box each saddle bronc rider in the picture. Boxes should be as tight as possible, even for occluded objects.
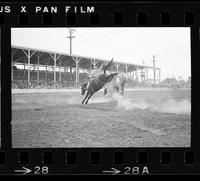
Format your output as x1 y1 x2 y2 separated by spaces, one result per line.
86 58 113 92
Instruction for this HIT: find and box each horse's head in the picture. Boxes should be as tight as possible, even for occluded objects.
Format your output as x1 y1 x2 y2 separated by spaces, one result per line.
81 83 87 95
99 73 118 83
109 73 118 80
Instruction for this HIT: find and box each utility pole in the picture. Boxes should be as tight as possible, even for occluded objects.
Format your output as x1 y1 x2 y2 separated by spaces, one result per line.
142 61 145 81
152 55 156 87
66 29 75 54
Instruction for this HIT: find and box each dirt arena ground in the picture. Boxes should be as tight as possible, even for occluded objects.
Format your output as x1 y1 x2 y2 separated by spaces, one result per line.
12 88 191 148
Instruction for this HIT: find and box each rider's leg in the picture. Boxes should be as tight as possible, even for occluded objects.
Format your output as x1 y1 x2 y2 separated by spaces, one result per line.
86 81 90 90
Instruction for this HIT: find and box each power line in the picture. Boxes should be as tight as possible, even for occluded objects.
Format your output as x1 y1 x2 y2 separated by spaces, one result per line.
74 32 136 60
73 29 128 45
74 31 152 61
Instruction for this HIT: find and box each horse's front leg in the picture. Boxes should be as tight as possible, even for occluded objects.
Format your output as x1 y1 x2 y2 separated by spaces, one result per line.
82 92 89 104
85 93 93 104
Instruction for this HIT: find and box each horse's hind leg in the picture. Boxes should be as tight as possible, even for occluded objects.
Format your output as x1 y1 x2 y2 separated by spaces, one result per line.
104 88 107 95
121 86 124 96
119 86 124 96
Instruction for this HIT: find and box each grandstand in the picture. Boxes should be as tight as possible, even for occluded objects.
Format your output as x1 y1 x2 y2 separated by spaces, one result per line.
11 45 161 89
158 77 191 89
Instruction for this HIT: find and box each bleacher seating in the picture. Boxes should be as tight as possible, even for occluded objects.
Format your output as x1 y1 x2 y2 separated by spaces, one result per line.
12 69 89 89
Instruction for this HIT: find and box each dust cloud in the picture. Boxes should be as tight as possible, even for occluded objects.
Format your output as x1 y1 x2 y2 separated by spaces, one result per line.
89 97 113 104
111 93 190 114
111 93 148 110
151 99 191 114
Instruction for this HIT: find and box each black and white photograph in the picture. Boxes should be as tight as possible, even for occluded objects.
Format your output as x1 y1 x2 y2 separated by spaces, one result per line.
11 27 191 148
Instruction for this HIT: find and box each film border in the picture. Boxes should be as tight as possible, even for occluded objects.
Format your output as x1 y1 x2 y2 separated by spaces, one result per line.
0 1 200 175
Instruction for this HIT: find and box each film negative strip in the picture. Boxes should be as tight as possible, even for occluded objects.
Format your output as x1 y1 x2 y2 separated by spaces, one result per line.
0 1 200 175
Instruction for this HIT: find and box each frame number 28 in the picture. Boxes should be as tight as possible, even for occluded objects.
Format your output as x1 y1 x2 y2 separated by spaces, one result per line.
34 166 49 175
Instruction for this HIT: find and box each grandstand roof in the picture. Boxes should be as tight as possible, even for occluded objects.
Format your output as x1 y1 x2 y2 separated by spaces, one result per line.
12 45 160 72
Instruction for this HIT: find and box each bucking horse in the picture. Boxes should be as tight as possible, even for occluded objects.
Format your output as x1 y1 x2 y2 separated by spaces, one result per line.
81 73 118 104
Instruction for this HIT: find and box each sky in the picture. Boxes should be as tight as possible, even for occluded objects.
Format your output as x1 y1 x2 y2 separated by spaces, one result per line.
11 27 191 81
